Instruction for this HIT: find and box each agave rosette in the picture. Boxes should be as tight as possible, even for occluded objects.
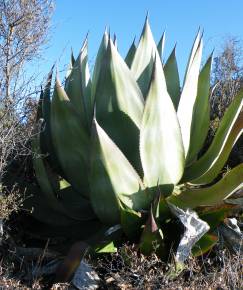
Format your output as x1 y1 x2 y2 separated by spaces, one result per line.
30 17 243 256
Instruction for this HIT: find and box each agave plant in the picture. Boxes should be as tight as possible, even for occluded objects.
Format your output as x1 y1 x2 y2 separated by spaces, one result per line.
28 17 243 258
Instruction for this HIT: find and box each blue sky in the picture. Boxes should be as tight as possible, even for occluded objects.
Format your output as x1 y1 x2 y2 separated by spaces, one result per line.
34 0 243 83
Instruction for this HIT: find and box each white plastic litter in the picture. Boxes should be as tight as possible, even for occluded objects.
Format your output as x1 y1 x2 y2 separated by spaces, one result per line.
169 203 210 263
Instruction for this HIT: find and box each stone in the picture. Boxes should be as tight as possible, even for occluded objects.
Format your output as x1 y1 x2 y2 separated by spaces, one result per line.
71 261 100 290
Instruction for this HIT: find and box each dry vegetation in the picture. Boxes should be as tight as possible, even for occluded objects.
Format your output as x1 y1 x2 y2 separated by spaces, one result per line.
0 244 242 289
0 0 53 185
94 245 243 290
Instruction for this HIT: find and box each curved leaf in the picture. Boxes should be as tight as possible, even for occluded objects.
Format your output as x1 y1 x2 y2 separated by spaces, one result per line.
24 193 78 227
140 56 185 188
57 185 96 221
199 204 235 230
65 36 92 133
90 120 153 225
51 77 90 197
32 128 96 222
168 164 243 209
24 206 102 238
164 46 180 110
94 37 144 173
183 93 243 184
32 132 67 214
40 68 63 175
186 55 213 165
177 37 203 157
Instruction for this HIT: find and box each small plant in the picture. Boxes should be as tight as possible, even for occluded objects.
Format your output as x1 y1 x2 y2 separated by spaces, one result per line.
24 17 243 259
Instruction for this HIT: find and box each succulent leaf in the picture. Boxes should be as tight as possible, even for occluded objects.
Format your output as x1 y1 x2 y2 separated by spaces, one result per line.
32 132 66 213
51 77 90 197
186 55 212 165
65 36 92 133
177 37 203 157
71 49 75 66
65 49 75 79
42 68 52 128
90 120 152 225
91 30 109 105
95 38 144 127
164 46 180 109
40 67 64 175
140 55 185 188
139 208 165 257
120 203 143 240
58 185 96 221
168 163 243 209
130 17 158 96
192 233 218 256
157 31 165 61
199 204 235 230
94 37 144 173
40 68 53 153
113 33 118 49
183 93 243 184
36 89 43 122
24 193 78 226
33 124 96 222
27 21 243 255
183 30 201 85
125 37 136 68
95 241 117 253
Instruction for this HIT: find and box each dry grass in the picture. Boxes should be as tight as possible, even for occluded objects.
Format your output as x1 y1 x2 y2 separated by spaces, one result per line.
0 278 71 289
0 175 242 289
0 188 23 220
0 238 242 289
95 245 243 290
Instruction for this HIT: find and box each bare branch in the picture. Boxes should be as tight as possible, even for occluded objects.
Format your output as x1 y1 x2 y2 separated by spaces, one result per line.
0 0 54 186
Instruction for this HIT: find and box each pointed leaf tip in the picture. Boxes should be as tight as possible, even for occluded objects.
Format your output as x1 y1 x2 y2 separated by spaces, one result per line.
131 17 157 95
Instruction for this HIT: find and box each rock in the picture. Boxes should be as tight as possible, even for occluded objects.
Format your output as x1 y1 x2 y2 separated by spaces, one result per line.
71 261 100 290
